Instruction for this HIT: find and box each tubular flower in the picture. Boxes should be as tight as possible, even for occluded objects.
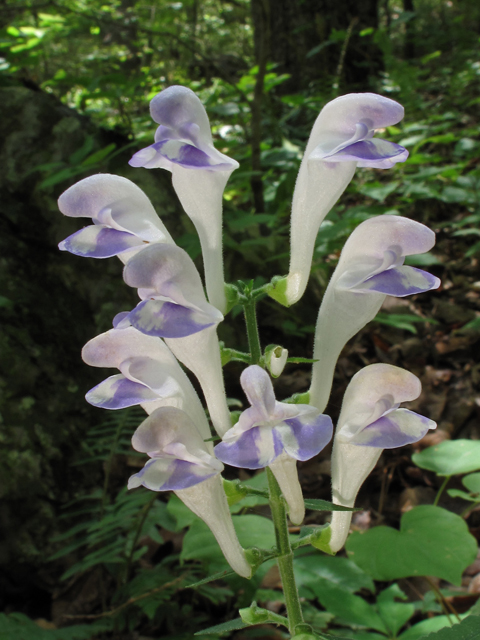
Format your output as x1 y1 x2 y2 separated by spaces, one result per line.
310 215 440 413
81 326 211 441
215 365 333 524
275 93 408 307
117 243 223 339
128 407 251 578
328 364 436 553
58 174 173 262
129 85 238 313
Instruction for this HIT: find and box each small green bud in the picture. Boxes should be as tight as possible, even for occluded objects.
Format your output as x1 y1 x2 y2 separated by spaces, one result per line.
222 479 248 506
267 275 291 307
310 524 334 555
224 283 241 313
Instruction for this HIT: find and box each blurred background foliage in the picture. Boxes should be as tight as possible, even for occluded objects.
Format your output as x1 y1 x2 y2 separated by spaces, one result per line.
0 0 480 638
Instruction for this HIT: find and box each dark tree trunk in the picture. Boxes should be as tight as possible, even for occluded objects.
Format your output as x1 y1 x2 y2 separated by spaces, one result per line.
403 0 416 59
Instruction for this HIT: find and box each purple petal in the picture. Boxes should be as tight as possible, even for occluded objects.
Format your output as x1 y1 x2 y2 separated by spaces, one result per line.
329 139 408 168
214 427 283 469
128 458 217 491
59 226 144 258
353 266 440 297
279 413 333 461
86 374 158 409
352 408 436 448
128 299 217 338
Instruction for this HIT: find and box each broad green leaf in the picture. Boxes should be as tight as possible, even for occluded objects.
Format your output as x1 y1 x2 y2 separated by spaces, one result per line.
359 181 399 202
398 615 460 640
463 472 480 494
309 581 387 633
294 554 375 595
412 440 480 476
346 506 477 585
376 584 415 636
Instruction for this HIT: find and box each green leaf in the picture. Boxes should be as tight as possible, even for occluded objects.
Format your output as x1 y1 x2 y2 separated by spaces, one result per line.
309 581 388 633
359 181 399 202
398 615 460 640
412 440 480 476
185 569 236 589
400 614 476 640
346 505 477 585
376 584 415 636
463 472 480 494
304 499 360 512
294 554 375 595
195 617 249 636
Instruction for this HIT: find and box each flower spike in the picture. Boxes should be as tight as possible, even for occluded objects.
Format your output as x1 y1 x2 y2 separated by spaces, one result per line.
58 174 173 261
328 364 436 552
278 93 408 306
128 407 251 578
129 86 238 313
310 215 440 413
215 365 333 524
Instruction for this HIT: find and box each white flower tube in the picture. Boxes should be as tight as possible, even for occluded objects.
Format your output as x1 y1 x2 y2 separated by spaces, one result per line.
329 364 436 553
270 93 408 307
128 407 251 578
129 86 239 314
310 215 440 413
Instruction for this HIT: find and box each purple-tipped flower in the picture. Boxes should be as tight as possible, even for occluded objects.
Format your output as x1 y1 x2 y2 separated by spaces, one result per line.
82 327 211 440
129 86 238 313
128 406 251 578
328 364 436 552
119 243 223 339
273 93 408 307
58 174 173 261
310 215 440 413
215 365 333 524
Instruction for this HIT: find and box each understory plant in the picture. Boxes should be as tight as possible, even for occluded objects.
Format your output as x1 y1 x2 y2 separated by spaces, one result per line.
55 86 477 639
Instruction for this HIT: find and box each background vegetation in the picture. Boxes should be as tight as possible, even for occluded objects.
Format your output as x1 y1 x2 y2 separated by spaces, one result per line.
0 0 479 638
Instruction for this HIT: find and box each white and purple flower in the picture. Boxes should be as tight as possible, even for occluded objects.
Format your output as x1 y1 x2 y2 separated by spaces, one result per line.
58 174 173 261
215 365 333 524
310 215 441 413
128 406 251 578
117 243 223 339
82 326 211 439
328 364 436 553
274 93 409 307
129 86 238 314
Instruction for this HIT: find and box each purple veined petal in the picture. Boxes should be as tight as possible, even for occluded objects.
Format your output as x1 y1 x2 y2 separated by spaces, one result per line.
59 225 145 258
326 138 409 168
57 174 173 244
214 426 283 469
353 265 441 297
86 374 158 409
128 299 218 338
335 249 403 290
336 364 423 437
278 413 333 461
128 457 218 491
309 122 370 160
123 243 213 311
154 140 234 170
351 408 436 448
240 365 277 418
129 144 172 170
150 86 214 146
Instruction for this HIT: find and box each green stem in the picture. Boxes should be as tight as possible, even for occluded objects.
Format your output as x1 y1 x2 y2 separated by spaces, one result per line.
243 298 262 365
434 475 451 507
266 468 306 636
